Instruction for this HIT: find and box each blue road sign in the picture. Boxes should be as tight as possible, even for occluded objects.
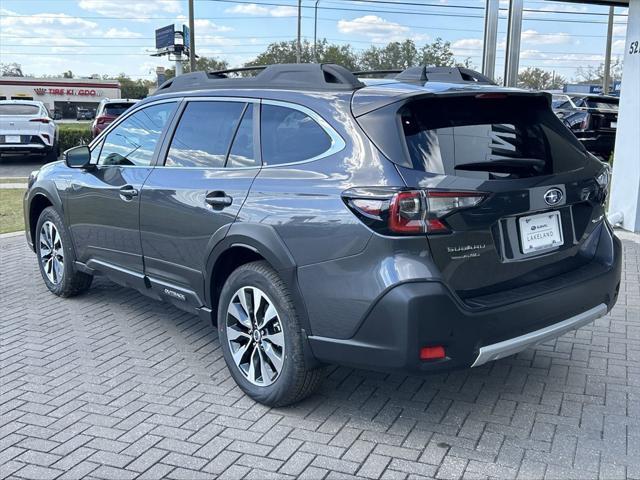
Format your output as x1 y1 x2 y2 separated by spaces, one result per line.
183 25 190 50
155 24 175 50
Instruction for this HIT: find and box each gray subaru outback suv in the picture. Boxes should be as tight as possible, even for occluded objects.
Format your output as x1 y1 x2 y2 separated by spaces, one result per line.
24 64 621 406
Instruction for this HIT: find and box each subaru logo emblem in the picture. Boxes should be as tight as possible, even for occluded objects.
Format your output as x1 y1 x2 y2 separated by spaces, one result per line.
544 188 563 206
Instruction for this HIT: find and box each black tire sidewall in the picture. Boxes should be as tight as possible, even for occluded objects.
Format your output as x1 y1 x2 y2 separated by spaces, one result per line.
35 207 78 296
217 263 303 405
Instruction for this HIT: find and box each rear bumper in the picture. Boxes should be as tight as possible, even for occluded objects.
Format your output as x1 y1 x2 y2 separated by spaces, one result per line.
308 225 622 374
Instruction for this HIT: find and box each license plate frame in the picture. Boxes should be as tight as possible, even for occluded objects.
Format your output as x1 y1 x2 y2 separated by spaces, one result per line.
518 210 564 255
5 135 21 144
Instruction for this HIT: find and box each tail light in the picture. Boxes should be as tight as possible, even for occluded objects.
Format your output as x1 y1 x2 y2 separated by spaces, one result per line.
96 116 107 125
29 118 50 124
344 188 487 235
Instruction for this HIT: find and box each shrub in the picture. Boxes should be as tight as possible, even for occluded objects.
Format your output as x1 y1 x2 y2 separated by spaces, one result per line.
58 124 92 152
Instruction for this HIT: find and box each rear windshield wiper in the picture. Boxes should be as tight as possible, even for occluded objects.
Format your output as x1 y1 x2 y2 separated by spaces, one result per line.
454 158 546 173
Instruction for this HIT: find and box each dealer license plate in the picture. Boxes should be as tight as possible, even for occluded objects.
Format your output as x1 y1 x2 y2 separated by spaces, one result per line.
5 135 20 143
519 211 564 254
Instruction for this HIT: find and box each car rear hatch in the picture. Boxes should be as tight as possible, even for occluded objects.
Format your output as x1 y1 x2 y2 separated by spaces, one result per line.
0 104 43 144
354 90 610 306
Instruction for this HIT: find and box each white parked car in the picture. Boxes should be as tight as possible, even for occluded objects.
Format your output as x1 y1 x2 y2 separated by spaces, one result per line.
0 100 59 162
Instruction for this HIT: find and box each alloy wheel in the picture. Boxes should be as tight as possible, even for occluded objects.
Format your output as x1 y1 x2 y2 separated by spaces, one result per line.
226 286 285 386
39 220 64 284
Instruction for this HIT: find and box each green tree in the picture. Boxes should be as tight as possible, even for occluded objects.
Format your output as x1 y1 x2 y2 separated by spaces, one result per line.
357 38 456 71
419 38 456 67
574 59 623 84
518 67 566 90
164 56 229 80
1 62 24 77
116 75 151 99
244 39 358 69
62 70 73 78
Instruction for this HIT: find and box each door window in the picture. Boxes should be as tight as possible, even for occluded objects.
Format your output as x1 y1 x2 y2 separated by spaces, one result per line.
227 104 258 168
261 104 332 165
98 102 176 167
165 101 246 168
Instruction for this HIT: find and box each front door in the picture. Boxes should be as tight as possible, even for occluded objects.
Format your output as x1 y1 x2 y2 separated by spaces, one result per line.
66 101 178 286
140 98 260 308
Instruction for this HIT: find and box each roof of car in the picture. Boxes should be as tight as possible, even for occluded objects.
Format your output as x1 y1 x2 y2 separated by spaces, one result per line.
0 99 45 106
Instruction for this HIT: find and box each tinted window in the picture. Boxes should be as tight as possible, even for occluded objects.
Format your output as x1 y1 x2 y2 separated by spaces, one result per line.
0 104 39 115
401 96 587 179
261 104 332 165
166 101 245 168
103 103 136 116
228 104 258 168
585 98 618 111
99 102 176 167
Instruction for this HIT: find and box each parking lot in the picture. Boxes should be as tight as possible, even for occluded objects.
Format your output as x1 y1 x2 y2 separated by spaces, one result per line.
0 232 638 480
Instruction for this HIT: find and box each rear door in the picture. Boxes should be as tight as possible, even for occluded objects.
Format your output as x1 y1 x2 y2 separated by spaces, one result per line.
139 97 261 309
358 93 608 301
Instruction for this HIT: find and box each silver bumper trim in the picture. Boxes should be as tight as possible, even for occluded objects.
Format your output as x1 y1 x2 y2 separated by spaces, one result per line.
471 303 607 367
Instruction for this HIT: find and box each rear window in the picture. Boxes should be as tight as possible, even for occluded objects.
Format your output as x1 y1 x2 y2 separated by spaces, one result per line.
103 103 135 116
400 96 587 179
584 98 618 111
0 104 40 115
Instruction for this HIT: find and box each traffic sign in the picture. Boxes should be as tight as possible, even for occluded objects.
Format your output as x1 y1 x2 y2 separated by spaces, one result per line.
155 24 175 50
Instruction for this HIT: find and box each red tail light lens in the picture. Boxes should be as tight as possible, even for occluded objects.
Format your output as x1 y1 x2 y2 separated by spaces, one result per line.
29 118 50 124
96 116 108 125
420 345 446 360
344 188 487 236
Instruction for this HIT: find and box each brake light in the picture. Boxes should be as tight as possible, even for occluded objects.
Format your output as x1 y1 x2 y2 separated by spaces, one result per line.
420 345 446 360
343 188 487 236
29 118 50 124
96 116 108 125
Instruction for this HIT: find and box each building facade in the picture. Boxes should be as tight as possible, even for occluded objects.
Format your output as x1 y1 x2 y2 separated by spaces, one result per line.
0 77 121 119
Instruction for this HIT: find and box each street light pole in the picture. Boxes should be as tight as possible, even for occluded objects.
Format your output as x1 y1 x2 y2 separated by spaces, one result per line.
313 0 320 62
296 0 302 63
603 6 615 94
188 0 196 71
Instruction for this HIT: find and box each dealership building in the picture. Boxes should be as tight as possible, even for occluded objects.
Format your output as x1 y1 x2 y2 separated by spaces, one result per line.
0 77 121 118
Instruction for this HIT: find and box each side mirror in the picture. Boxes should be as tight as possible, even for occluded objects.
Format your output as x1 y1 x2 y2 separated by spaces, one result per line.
64 145 92 169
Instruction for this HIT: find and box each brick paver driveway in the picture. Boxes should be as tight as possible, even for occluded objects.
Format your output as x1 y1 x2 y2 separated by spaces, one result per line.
1 233 639 480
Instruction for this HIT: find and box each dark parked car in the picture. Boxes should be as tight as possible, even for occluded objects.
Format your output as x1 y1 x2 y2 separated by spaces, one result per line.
24 64 621 406
552 94 618 160
91 98 138 138
76 107 94 121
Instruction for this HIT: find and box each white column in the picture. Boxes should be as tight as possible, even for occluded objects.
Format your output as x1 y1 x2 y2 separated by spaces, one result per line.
608 0 640 232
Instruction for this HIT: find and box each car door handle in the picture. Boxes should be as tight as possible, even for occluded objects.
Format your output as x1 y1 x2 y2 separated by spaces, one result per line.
205 191 233 208
119 185 138 199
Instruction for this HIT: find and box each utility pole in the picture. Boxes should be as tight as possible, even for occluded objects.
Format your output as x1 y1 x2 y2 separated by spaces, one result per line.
504 0 523 87
481 0 499 80
603 6 614 94
188 0 196 72
296 0 302 63
313 0 320 62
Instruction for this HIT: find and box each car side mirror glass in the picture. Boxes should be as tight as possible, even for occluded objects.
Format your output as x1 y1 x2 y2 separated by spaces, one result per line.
64 145 92 169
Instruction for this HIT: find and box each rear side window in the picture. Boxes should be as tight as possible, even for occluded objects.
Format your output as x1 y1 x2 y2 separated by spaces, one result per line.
399 96 587 179
227 104 258 168
584 98 618 111
165 101 246 168
103 103 135 116
261 104 332 165
0 104 40 115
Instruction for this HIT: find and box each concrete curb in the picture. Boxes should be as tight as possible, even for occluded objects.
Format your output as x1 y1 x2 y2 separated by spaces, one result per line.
0 231 23 239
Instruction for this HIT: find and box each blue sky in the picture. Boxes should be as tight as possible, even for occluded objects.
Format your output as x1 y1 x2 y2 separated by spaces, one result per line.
0 0 629 81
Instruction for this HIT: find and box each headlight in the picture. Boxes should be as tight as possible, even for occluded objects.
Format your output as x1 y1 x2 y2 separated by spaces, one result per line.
28 170 39 189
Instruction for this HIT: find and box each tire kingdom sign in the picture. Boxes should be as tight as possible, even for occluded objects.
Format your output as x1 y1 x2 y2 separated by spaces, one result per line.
34 88 103 97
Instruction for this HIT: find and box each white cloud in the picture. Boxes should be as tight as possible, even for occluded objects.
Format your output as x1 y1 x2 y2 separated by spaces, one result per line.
102 27 143 38
78 0 181 20
0 8 97 29
225 4 296 17
521 29 571 45
613 24 627 36
194 19 233 33
337 15 410 42
452 38 483 51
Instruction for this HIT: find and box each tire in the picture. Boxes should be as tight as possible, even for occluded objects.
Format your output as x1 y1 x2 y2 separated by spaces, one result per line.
44 145 58 163
217 261 323 406
35 206 92 297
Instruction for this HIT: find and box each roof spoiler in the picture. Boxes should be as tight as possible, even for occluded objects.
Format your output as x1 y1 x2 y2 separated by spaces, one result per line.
354 66 496 85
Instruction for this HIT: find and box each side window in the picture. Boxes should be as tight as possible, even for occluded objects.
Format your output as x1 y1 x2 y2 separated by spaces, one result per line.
261 104 332 165
165 101 245 168
90 140 103 164
99 102 176 166
227 104 258 168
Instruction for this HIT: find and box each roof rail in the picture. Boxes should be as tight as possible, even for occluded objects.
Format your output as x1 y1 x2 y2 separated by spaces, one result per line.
395 66 496 85
152 63 365 95
352 69 402 77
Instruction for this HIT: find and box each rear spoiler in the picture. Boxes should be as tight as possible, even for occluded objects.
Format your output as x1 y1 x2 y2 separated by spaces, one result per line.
352 88 551 118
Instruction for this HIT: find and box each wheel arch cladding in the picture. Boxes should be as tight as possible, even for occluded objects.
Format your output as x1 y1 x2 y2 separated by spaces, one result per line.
28 192 55 246
205 223 315 337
